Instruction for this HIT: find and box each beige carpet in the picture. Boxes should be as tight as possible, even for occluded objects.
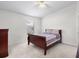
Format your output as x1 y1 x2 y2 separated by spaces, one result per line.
8 42 77 58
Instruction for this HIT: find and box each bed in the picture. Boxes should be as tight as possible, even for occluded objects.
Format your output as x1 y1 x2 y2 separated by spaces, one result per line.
27 29 62 55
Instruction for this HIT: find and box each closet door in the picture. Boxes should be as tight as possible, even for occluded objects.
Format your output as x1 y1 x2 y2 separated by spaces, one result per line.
0 29 8 58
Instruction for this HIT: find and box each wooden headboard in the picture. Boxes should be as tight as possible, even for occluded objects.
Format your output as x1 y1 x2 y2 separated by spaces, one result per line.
59 30 62 43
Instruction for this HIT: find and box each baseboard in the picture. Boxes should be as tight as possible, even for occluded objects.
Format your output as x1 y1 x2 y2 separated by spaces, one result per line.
62 43 77 48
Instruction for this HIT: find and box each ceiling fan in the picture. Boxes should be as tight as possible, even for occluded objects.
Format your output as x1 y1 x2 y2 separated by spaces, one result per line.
35 1 48 8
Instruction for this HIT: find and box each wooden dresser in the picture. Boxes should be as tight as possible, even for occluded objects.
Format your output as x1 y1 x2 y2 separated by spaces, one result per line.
0 29 8 58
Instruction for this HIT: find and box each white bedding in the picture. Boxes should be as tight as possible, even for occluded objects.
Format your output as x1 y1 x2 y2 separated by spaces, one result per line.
38 33 57 41
35 33 60 46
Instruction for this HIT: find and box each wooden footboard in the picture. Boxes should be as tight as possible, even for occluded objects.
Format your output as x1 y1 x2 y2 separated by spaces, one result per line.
28 34 46 49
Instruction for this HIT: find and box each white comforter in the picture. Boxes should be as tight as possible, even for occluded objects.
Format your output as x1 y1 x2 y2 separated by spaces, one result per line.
35 33 60 46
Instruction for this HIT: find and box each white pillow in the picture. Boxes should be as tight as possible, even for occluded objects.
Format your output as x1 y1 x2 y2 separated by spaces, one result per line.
45 29 59 34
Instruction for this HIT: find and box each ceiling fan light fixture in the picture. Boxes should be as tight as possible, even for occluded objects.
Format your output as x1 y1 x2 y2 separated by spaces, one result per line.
36 1 47 8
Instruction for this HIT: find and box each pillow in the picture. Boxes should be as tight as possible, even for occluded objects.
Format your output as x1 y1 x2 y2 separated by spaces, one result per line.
45 29 59 34
42 32 52 34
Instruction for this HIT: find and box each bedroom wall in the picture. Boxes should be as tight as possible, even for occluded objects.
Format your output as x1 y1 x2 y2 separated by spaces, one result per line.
42 3 77 46
76 2 79 47
0 10 41 48
77 2 79 35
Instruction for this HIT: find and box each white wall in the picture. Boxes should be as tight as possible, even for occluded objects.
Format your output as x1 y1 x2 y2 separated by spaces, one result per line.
42 4 77 46
0 10 41 48
34 19 42 34
76 2 79 34
76 2 79 47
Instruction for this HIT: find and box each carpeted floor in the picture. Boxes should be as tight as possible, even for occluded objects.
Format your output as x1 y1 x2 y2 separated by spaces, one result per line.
7 42 77 58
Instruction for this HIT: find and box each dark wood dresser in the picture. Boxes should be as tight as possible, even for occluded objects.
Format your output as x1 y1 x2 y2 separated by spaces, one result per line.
0 29 8 58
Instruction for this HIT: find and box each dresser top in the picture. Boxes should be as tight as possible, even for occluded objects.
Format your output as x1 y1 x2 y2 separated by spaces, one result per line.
0 29 9 31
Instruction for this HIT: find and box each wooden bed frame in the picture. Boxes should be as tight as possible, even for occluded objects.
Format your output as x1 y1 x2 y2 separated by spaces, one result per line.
27 30 62 55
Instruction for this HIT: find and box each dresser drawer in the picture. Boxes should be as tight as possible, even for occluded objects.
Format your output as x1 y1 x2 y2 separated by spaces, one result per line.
0 29 8 58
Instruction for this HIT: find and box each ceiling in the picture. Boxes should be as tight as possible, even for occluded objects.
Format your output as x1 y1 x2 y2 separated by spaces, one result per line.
0 1 76 18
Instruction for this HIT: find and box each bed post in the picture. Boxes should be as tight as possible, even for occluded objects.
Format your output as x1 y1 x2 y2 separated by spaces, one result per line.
27 33 30 45
59 30 62 43
44 48 47 55
44 39 47 55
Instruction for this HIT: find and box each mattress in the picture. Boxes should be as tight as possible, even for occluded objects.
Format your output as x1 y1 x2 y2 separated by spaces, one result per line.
36 33 60 46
